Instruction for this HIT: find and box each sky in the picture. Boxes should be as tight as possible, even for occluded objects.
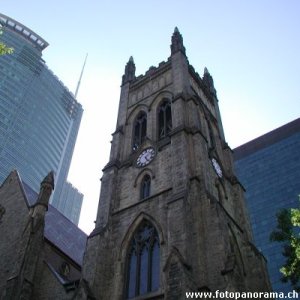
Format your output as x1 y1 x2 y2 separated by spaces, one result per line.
1 1 299 234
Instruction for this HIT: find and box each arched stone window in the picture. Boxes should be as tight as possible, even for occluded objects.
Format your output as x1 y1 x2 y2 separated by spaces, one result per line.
158 100 172 139
126 221 160 299
140 174 151 200
133 111 147 151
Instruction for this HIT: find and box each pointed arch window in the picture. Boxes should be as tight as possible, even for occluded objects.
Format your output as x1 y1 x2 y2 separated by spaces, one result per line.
133 111 147 151
158 99 172 139
140 174 151 200
126 221 160 299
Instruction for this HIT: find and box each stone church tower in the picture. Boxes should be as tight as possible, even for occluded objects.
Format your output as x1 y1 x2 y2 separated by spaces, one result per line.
78 28 271 299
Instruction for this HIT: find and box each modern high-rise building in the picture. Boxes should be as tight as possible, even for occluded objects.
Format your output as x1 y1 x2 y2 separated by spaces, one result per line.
54 181 83 225
233 118 300 293
0 13 83 223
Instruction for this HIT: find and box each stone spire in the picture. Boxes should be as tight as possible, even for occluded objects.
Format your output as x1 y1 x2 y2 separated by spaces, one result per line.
122 56 136 85
41 171 55 190
170 27 186 56
36 171 54 205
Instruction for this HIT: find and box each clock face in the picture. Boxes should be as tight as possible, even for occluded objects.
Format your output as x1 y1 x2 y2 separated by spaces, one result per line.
212 158 223 178
137 147 155 167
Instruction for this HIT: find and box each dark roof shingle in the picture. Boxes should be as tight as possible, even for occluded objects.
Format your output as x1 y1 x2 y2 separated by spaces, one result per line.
21 180 87 266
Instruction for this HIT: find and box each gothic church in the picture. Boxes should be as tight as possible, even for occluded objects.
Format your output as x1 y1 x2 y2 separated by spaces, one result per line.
0 28 271 299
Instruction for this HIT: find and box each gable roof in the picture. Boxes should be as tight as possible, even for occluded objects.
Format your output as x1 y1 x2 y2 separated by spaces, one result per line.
45 205 87 266
21 179 87 266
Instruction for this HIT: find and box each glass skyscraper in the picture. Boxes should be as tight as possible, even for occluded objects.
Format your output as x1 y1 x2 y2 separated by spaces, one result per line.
234 118 300 293
0 14 83 223
56 181 83 225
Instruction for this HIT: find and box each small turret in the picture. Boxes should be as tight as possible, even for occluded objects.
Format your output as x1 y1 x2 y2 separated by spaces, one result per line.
203 67 216 95
170 27 186 56
122 56 136 85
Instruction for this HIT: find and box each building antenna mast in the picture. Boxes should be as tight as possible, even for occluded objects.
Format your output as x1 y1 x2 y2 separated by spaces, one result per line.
75 53 88 99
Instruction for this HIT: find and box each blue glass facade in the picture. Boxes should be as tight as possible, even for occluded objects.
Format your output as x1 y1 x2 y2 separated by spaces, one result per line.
233 119 300 293
0 14 83 221
56 181 83 225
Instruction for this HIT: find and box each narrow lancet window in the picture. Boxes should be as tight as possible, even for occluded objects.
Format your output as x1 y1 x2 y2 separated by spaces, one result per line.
126 221 160 299
133 111 147 151
140 174 151 200
158 100 172 139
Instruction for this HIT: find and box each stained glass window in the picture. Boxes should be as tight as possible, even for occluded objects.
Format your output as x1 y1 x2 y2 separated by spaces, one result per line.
126 221 160 298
